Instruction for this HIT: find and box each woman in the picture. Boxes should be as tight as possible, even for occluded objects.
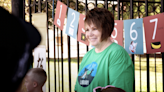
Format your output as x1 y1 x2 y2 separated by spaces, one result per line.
74 8 134 92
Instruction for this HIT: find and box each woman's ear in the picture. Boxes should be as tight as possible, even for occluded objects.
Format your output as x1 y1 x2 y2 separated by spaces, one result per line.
33 81 38 87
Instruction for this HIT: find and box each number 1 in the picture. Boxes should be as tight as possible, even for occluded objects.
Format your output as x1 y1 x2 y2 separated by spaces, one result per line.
59 5 62 19
150 18 158 40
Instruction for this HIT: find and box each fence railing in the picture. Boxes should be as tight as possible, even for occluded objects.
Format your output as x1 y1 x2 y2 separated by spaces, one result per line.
24 0 164 92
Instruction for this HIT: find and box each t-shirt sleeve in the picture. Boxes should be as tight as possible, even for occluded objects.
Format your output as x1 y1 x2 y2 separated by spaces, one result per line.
108 49 134 92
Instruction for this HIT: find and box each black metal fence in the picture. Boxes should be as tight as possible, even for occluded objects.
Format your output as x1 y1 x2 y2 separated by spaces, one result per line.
24 0 164 92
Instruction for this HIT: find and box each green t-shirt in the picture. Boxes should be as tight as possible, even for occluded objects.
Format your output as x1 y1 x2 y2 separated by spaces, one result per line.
74 42 134 92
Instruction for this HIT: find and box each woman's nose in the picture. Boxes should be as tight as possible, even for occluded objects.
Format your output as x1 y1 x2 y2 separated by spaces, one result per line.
88 30 93 37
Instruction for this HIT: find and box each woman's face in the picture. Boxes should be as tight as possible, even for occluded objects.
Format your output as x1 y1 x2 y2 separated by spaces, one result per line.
85 23 102 47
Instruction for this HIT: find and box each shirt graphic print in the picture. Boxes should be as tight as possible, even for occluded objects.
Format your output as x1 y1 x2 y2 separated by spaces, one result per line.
78 62 98 87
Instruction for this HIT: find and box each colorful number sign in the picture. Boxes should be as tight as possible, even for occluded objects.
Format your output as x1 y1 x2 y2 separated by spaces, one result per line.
143 13 164 53
110 20 123 46
124 18 144 54
54 1 67 30
77 14 89 45
65 8 80 39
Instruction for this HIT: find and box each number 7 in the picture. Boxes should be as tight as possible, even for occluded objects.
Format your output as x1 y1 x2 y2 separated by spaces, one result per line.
150 18 158 40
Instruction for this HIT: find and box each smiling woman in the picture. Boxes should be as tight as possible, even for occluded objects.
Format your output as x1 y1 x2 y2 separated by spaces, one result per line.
84 8 114 53
74 8 134 92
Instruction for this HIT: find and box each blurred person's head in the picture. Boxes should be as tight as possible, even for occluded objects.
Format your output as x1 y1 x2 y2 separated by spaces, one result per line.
84 8 114 47
25 68 47 92
93 85 126 92
101 87 126 92
0 6 41 91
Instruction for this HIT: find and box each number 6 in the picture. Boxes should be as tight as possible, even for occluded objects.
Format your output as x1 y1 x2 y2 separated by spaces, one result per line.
130 22 138 41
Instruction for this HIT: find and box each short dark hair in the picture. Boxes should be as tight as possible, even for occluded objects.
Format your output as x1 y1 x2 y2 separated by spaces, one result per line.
85 8 114 41
27 68 47 86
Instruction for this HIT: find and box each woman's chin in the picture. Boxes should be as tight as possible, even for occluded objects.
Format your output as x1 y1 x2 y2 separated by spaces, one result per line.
90 44 97 47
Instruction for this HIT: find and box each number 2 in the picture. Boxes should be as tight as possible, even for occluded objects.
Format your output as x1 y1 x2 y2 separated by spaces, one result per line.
70 12 75 28
150 18 158 40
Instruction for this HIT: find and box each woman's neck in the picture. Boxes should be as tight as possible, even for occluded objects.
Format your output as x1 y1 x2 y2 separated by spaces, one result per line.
95 37 113 53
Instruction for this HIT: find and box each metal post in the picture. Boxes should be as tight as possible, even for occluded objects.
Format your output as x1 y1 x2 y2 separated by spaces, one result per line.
76 0 80 72
130 0 135 91
12 0 24 19
85 0 88 52
52 0 56 91
28 0 32 23
38 0 42 12
145 0 150 92
161 1 164 92
117 0 120 20
105 0 108 9
46 1 50 92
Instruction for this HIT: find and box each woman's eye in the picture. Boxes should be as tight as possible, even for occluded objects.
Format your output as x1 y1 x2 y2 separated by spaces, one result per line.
85 29 89 31
93 28 97 30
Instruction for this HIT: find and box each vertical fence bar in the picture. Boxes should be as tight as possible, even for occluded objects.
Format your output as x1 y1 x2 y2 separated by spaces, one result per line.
23 0 25 20
130 0 133 19
38 0 41 12
130 0 135 92
121 2 123 20
60 0 64 91
154 54 157 92
152 1 157 90
77 40 79 72
76 0 80 72
12 0 23 19
61 30 64 92
117 0 120 20
95 0 97 7
105 0 108 9
54 26 57 92
147 54 150 92
85 0 88 52
28 0 32 23
34 0 36 13
57 29 60 92
162 52 164 92
145 0 150 92
67 36 71 92
112 1 114 15
137 2 142 91
161 1 164 92
52 0 57 91
46 1 50 92
139 55 142 91
66 0 72 91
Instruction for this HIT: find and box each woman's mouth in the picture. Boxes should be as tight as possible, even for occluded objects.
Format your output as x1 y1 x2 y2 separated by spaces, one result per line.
89 38 97 42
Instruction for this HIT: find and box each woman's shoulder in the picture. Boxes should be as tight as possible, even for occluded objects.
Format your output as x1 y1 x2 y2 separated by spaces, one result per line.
109 42 125 51
107 43 129 57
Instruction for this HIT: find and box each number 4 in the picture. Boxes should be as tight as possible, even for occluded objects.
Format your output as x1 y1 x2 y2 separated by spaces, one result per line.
150 18 158 40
